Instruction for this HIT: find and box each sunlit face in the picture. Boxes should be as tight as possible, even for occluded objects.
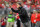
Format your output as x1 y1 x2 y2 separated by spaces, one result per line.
21 3 24 6
17 4 20 8
33 11 36 14
33 11 37 14
10 11 12 14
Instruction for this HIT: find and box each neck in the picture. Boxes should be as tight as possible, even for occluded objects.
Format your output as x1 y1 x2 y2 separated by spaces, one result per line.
18 7 22 10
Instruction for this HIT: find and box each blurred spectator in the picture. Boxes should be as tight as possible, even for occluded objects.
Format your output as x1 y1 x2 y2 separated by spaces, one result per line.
0 4 4 8
0 17 6 27
35 13 40 27
12 3 17 10
31 10 40 27
6 11 15 27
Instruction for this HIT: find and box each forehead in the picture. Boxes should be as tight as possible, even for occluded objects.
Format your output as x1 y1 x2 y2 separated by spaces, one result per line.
10 11 12 12
16 3 20 5
16 3 19 5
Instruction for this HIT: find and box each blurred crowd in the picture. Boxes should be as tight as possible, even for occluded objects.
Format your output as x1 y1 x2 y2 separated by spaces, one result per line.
0 0 40 27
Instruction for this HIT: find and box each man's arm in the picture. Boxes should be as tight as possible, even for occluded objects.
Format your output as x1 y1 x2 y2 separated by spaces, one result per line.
11 8 19 13
9 4 19 13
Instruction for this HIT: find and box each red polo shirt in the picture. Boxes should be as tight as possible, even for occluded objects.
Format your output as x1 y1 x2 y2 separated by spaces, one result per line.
31 13 40 23
38 13 40 21
2 21 6 26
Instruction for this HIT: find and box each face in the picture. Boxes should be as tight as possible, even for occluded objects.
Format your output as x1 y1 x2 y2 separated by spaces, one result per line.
17 4 20 8
33 11 37 14
21 3 24 6
10 11 12 14
33 11 36 14
13 12 16 14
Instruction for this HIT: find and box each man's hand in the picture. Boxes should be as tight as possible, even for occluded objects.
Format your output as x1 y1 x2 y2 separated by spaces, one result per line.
15 14 19 18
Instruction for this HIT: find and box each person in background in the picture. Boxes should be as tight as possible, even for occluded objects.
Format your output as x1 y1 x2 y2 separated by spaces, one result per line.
0 3 4 8
35 12 40 27
6 11 15 27
0 17 6 27
31 10 39 27
9 2 29 27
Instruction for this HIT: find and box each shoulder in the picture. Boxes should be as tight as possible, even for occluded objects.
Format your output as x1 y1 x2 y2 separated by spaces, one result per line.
22 8 26 11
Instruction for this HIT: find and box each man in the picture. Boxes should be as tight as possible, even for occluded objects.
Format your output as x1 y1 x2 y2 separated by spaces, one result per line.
21 2 31 27
31 10 40 27
9 2 29 27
